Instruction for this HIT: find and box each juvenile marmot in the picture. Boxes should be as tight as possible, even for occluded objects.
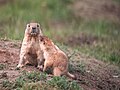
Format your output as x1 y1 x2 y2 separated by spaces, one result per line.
39 36 75 79
17 23 44 68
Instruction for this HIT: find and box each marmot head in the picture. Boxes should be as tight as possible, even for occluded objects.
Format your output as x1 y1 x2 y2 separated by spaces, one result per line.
25 23 43 37
39 36 54 51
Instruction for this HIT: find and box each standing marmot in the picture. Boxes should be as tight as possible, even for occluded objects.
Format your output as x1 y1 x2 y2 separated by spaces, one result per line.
39 36 75 79
17 23 44 68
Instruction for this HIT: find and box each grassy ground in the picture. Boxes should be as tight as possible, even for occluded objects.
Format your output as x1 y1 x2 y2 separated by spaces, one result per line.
1 71 82 90
0 40 119 90
71 20 120 65
0 0 120 89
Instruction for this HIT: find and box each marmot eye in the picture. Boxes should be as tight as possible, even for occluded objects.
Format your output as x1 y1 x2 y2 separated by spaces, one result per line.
28 24 30 27
37 24 39 27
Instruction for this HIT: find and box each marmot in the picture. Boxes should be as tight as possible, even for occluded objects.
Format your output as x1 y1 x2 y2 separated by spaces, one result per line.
17 23 44 68
39 36 75 79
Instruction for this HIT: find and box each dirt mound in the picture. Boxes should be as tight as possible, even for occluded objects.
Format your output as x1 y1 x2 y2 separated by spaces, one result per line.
72 0 120 22
0 40 20 63
67 50 120 90
0 40 39 81
0 40 120 90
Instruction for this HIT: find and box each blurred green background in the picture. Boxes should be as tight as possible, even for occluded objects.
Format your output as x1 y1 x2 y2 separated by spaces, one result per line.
0 0 120 66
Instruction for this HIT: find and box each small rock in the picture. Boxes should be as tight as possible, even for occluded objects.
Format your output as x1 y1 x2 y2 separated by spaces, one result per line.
113 75 119 78
1 72 7 77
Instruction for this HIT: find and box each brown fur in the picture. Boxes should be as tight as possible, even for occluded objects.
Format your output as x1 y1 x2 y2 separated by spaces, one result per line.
39 36 75 79
17 23 44 68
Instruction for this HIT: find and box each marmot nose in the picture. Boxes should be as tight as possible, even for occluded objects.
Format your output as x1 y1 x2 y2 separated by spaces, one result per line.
32 27 36 29
32 27 36 33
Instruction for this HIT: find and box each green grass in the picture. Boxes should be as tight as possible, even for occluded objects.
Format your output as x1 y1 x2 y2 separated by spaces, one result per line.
48 76 81 90
2 80 12 88
25 72 47 82
114 0 120 3
22 82 58 90
1 71 82 90
22 76 82 90
73 20 120 66
0 0 73 40
0 64 6 70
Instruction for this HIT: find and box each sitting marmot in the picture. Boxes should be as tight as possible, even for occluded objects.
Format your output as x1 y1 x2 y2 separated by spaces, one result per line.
39 36 75 79
17 23 44 68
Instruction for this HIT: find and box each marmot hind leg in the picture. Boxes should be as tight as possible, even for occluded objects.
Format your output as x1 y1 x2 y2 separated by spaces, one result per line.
53 67 62 76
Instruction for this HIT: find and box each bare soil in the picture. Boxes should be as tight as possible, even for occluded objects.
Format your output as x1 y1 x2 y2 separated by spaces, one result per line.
0 39 119 90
